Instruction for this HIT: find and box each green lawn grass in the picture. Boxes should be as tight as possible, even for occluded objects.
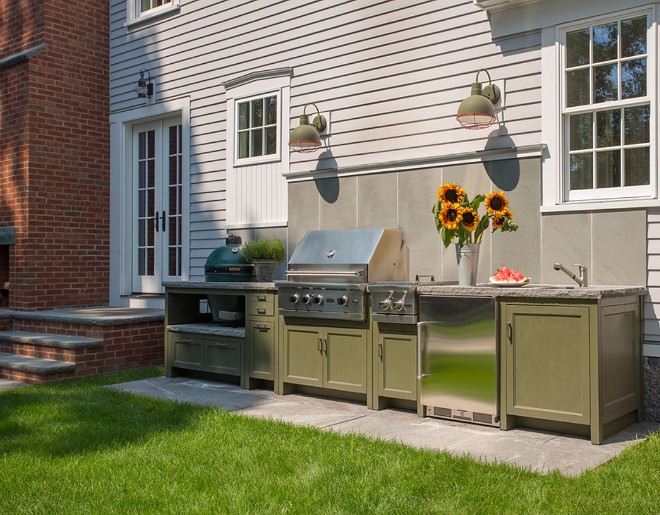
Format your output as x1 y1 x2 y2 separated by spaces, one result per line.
1 368 659 513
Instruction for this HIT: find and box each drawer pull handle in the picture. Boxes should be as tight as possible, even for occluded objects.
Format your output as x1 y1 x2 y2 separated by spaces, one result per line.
257 308 266 314
256 323 268 330
257 295 266 301
180 339 192 344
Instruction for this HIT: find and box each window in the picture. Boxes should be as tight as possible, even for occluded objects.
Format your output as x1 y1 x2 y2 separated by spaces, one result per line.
126 0 179 25
236 95 278 161
561 12 653 202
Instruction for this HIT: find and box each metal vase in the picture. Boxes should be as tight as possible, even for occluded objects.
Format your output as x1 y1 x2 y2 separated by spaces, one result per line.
253 259 276 282
455 243 480 286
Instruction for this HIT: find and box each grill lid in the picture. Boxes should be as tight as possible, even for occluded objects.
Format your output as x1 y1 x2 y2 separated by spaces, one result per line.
286 229 408 283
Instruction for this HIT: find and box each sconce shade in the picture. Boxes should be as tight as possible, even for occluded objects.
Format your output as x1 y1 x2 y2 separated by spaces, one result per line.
135 69 153 98
289 104 327 153
456 69 501 130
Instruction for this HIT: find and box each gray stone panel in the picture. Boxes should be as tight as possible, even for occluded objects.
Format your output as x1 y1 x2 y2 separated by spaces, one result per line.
287 180 320 258
397 167 443 281
541 212 592 285
491 158 541 282
318 176 358 230
357 173 397 230
592 210 646 285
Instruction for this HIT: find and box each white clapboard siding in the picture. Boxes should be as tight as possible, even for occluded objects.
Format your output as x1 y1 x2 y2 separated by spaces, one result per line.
110 0 543 280
647 210 660 341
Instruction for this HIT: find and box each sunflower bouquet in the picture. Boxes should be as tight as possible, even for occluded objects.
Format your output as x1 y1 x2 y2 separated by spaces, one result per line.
432 182 518 249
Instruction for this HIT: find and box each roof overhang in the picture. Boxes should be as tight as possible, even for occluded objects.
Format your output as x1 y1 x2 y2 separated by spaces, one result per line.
473 0 543 12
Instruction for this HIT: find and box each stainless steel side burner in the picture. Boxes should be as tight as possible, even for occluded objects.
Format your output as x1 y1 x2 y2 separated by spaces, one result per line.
368 282 418 325
276 229 409 321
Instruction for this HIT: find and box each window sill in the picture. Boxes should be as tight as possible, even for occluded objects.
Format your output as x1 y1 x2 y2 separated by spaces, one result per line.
541 197 660 213
125 4 180 29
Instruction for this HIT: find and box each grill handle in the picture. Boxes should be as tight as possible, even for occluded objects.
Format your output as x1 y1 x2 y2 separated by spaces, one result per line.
285 270 364 277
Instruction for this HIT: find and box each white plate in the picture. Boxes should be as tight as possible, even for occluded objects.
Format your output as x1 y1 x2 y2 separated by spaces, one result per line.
489 278 530 287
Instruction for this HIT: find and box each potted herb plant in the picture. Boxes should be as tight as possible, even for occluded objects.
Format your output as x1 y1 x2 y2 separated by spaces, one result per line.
241 238 286 282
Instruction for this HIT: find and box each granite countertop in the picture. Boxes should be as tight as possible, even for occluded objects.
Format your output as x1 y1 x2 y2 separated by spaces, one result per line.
163 281 277 291
416 283 647 299
168 323 246 338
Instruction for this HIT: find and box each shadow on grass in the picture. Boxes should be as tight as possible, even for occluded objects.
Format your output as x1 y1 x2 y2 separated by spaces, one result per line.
0 368 210 457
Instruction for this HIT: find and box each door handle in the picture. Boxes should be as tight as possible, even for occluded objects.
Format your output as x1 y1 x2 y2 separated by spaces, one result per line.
154 213 159 232
507 322 513 344
322 338 327 355
162 210 167 232
378 342 383 360
318 337 322 353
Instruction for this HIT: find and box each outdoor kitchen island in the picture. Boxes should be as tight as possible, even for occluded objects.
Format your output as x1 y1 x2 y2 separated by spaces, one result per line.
417 283 647 444
163 282 280 392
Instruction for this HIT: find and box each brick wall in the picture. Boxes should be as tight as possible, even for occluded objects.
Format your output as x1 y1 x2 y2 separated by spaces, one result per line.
0 0 110 311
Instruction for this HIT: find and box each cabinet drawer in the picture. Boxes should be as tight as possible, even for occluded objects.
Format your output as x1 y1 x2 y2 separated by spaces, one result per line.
206 339 241 376
170 334 204 370
248 293 275 317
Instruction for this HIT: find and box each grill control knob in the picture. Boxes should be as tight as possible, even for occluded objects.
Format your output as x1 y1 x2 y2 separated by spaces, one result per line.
379 298 393 310
337 295 348 306
313 294 324 305
289 293 300 304
302 294 312 304
393 299 405 311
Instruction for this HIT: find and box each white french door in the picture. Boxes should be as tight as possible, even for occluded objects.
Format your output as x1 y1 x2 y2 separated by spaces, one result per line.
132 117 183 293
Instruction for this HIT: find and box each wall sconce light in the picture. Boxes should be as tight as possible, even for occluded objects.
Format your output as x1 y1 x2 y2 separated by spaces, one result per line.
289 103 327 153
135 69 154 98
456 69 501 130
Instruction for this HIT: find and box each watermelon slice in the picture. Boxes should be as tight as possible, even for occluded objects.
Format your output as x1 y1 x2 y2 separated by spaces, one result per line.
489 265 530 285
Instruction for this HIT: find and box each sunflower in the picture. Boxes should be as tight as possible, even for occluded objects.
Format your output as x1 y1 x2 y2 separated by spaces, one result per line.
485 191 509 215
439 204 463 230
461 207 479 232
437 183 466 205
492 209 513 229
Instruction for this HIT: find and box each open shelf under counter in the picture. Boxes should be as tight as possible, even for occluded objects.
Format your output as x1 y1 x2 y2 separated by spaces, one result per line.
168 323 246 339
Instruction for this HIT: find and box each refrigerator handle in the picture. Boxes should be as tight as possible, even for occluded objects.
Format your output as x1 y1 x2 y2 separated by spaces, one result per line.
417 322 430 380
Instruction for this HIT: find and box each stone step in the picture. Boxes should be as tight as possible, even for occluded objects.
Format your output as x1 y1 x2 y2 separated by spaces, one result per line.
0 351 76 375
0 331 103 349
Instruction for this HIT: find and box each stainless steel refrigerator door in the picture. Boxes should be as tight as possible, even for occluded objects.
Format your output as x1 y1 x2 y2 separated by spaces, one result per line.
418 296 497 423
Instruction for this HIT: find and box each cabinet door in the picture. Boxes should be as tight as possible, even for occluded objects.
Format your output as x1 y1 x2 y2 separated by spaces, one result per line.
324 327 367 393
376 330 417 401
170 333 204 370
206 338 241 376
283 326 323 387
247 320 275 380
505 303 590 424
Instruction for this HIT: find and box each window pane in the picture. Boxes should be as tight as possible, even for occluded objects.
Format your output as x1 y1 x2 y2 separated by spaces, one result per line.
625 148 650 186
265 126 277 155
566 28 590 67
596 109 620 148
621 17 646 57
624 105 650 145
596 150 621 188
593 63 617 103
593 22 617 63
567 69 590 107
138 132 146 159
621 58 646 99
169 125 178 155
238 102 249 130
138 161 146 189
569 113 593 150
140 0 150 14
251 129 263 157
251 99 263 127
266 96 277 125
570 154 593 190
238 131 249 158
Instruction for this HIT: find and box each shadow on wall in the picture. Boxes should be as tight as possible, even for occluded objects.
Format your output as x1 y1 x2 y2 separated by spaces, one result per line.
314 150 340 203
483 127 520 191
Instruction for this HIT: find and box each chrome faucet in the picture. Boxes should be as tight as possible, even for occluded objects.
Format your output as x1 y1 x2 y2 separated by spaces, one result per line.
553 262 588 287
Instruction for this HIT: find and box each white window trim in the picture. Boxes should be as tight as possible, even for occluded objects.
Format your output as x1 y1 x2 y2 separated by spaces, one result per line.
541 5 659 213
233 91 282 167
125 0 180 27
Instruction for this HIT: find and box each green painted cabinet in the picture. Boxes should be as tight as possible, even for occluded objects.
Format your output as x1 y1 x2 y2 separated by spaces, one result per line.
500 296 642 444
245 293 279 390
169 332 242 377
281 321 368 395
372 323 418 408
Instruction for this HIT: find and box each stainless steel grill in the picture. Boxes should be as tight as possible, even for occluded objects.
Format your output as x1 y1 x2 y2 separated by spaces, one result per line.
276 229 408 320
